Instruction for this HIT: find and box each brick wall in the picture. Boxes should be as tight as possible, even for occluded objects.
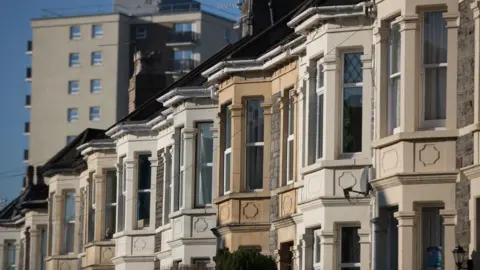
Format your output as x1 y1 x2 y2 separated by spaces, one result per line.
456 0 475 254
269 92 281 255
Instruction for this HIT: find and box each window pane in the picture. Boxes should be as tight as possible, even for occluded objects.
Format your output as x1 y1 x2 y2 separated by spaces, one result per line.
41 229 47 270
246 99 264 143
69 53 80 67
424 67 447 120
343 87 363 153
7 243 16 268
68 81 79 95
92 52 102 65
389 23 401 74
105 205 116 237
317 63 324 88
91 79 102 93
179 172 184 208
92 25 103 38
137 192 150 227
64 192 76 222
341 227 360 263
70 26 81 39
225 106 231 148
317 94 324 159
423 11 447 65
105 170 117 236
287 140 294 181
88 203 94 242
64 223 75 253
288 96 294 136
388 76 401 134
68 108 78 122
138 154 152 190
90 107 100 121
344 53 363 84
224 152 231 192
64 192 75 253
246 146 263 190
117 159 125 232
196 123 213 206
106 171 117 203
164 150 172 224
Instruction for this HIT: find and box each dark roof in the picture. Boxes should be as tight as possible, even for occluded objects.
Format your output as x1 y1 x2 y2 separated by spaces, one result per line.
42 128 108 176
108 0 359 126
0 183 48 226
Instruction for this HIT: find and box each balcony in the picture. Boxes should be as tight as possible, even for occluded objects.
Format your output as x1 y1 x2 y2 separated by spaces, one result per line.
23 149 29 163
166 31 199 46
158 1 200 14
25 95 31 109
24 122 30 135
166 59 197 75
26 40 32 55
25 67 32 82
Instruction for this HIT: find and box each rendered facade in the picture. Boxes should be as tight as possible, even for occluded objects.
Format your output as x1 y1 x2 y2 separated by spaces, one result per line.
5 0 480 269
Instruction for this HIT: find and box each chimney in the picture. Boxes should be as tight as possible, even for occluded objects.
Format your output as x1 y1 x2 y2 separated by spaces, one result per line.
25 165 34 188
239 0 309 37
128 50 167 113
36 166 45 186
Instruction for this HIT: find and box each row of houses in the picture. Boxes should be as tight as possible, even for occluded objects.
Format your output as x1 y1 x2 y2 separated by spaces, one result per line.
1 0 479 269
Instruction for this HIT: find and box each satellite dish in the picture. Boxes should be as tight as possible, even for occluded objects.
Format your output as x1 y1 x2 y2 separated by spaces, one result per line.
359 166 372 195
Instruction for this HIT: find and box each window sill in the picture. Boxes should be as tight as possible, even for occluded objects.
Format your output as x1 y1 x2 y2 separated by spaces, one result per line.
113 228 155 238
169 207 216 219
372 129 458 149
301 158 371 176
213 190 271 204
155 223 172 233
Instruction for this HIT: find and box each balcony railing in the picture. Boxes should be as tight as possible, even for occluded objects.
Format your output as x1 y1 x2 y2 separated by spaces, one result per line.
26 67 32 81
168 31 199 44
27 40 32 54
24 122 30 134
158 2 201 14
23 149 29 161
25 95 31 108
170 59 197 72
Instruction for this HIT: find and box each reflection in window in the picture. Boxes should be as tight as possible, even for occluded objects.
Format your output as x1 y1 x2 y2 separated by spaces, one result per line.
342 52 363 153
245 99 264 190
105 170 117 238
286 92 295 184
63 191 76 254
316 61 324 160
388 21 401 135
196 123 213 206
137 154 152 228
223 104 232 194
340 227 361 269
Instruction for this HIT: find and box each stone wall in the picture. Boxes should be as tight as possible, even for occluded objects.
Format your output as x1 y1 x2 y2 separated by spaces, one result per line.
456 0 475 254
269 92 281 255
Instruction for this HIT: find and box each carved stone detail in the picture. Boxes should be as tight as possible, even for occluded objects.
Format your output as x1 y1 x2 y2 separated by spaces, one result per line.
194 218 209 233
102 247 113 260
60 262 70 270
282 195 293 215
133 238 147 252
219 204 231 221
242 202 259 219
382 148 398 171
419 144 440 166
174 219 183 236
338 172 357 189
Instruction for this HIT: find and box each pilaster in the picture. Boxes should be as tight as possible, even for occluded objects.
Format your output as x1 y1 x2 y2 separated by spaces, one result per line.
323 54 338 159
211 126 219 202
443 12 460 130
261 101 273 190
373 26 389 139
394 211 415 270
473 1 480 123
440 209 456 270
93 173 104 241
124 159 135 232
229 104 243 192
29 228 39 268
149 156 159 229
182 127 197 209
54 193 62 255
319 231 335 270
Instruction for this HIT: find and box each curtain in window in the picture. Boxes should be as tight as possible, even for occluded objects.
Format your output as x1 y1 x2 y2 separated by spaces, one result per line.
423 11 447 121
422 207 444 269
196 123 213 206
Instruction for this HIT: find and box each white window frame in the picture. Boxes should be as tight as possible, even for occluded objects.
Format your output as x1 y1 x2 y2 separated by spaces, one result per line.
105 170 117 236
341 51 364 156
89 106 101 121
174 22 194 32
92 24 103 39
179 129 185 209
339 226 361 269
195 122 214 207
420 10 448 130
68 80 80 95
88 178 95 243
313 229 321 268
136 27 147 39
63 191 76 254
117 157 126 232
69 53 80 67
245 98 264 191
91 51 103 66
286 90 295 184
70 26 81 40
388 19 402 135
68 108 79 122
48 194 55 256
223 104 232 195
90 79 102 94
6 241 16 270
316 59 324 160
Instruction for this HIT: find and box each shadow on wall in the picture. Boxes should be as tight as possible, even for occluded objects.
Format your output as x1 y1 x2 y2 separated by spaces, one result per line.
472 250 480 270
161 266 215 270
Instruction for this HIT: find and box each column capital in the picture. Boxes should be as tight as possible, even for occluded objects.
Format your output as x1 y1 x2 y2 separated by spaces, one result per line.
323 54 337 71
148 157 159 167
443 13 460 28
305 65 317 80
398 14 419 32
373 27 389 44
440 209 456 225
394 211 416 227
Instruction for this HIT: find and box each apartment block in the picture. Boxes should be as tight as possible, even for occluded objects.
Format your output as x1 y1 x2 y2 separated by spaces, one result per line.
25 0 236 166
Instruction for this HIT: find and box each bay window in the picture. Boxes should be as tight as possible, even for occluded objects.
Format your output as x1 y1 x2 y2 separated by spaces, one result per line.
6 242 16 270
340 226 361 269
63 191 76 254
164 146 172 224
223 104 232 194
286 91 295 184
342 52 363 154
88 179 95 242
174 129 184 211
422 11 447 127
196 122 214 206
388 21 401 135
316 60 324 160
105 170 117 238
245 98 264 190
137 154 152 228
117 157 126 232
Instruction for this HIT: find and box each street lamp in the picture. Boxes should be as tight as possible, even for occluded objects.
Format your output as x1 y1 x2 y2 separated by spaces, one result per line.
452 245 473 270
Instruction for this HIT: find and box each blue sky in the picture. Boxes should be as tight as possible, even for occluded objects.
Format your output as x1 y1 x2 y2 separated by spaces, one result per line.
0 0 239 201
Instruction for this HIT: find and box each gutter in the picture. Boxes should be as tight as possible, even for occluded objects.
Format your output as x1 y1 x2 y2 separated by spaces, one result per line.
287 2 372 28
294 11 368 33
151 114 174 131
257 36 306 61
201 59 261 78
106 121 150 139
77 139 115 153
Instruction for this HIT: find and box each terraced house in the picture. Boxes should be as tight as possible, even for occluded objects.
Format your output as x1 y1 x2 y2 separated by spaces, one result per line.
6 0 480 269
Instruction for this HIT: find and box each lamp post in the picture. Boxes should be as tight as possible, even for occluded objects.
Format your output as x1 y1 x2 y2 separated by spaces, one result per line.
452 245 473 270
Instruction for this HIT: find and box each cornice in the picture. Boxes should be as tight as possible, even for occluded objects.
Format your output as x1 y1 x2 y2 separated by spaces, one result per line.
155 250 171 260
273 216 295 230
371 172 458 191
462 164 480 181
167 237 216 248
214 223 271 235
111 255 155 264
106 121 154 140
